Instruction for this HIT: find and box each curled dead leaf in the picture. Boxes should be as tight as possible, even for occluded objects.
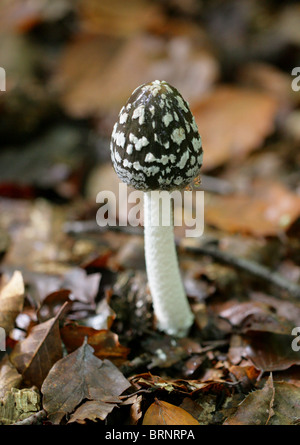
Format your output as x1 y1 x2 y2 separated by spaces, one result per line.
60 322 129 366
41 339 130 424
9 302 68 388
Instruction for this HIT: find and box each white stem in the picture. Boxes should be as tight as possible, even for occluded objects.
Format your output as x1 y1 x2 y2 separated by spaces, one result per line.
143 191 194 337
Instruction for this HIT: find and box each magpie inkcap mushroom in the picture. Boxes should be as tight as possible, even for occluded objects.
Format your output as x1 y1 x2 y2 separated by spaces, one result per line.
111 79 203 192
110 80 203 337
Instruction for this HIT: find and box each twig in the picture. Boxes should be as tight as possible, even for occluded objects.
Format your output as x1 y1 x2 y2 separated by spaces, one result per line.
182 244 300 299
120 353 152 377
13 409 47 425
194 174 235 195
64 220 143 236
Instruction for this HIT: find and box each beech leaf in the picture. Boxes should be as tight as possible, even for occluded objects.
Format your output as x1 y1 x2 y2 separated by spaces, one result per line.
9 302 67 388
68 400 117 424
60 322 129 366
224 376 300 425
41 339 131 424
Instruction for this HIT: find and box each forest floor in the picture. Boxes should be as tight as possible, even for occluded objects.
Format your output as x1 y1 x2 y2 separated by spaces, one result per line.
0 0 300 425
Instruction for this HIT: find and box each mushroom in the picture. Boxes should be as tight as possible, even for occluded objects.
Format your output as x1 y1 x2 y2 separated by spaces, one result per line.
110 80 203 337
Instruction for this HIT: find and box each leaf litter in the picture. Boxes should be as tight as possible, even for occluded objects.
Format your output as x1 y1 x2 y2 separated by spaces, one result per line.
0 0 300 426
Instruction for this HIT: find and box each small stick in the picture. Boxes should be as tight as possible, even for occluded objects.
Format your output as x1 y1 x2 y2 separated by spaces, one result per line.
14 409 47 425
182 244 300 299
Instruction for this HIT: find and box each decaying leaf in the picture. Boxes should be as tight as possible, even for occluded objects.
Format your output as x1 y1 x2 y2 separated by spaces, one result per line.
205 180 300 236
179 396 216 425
68 400 118 424
142 399 199 425
41 339 131 424
0 271 24 334
60 322 129 366
245 332 300 372
224 375 300 425
0 387 41 425
9 302 68 388
219 300 294 335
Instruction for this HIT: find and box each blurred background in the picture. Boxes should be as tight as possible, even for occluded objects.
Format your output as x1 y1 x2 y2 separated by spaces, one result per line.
0 0 300 284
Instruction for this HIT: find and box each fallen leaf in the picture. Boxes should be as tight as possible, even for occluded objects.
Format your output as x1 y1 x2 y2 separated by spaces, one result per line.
219 300 294 335
60 322 129 366
61 267 101 304
123 394 143 425
37 289 71 323
130 372 229 397
68 400 117 424
245 332 300 372
228 365 260 393
0 355 22 399
224 375 275 425
205 180 300 236
9 302 68 388
41 339 131 424
228 331 300 372
142 399 199 425
224 375 300 425
0 271 24 334
270 381 300 424
180 395 217 425
192 86 278 171
250 292 300 327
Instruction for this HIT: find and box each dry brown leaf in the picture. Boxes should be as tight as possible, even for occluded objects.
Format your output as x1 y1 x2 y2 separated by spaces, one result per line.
0 271 24 334
225 376 300 425
60 322 129 366
9 303 68 388
224 375 275 425
245 332 300 372
192 86 278 170
41 339 131 424
68 400 117 424
0 355 22 399
205 180 300 236
142 399 199 425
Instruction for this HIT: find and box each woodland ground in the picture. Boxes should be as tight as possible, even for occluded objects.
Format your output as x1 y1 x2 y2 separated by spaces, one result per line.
0 0 300 426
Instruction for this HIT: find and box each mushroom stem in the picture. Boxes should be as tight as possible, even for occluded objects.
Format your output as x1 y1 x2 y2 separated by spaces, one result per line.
143 191 194 337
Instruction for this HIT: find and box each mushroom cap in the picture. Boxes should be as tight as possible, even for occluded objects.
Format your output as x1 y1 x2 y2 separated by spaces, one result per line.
110 80 203 191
